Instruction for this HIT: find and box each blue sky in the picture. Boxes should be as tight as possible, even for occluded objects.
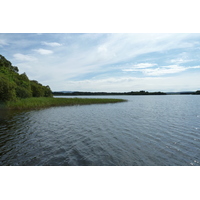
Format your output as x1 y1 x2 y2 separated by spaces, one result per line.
1 33 200 92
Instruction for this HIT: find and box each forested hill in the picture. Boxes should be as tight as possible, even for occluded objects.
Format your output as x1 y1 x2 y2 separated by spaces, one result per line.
0 55 52 102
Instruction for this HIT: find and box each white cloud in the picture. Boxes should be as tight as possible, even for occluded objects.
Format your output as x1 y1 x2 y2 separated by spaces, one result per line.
94 33 195 63
42 42 62 47
142 65 200 76
13 53 37 61
65 33 197 73
31 33 199 83
0 39 8 47
97 45 108 53
134 63 157 69
170 58 193 64
170 52 194 64
34 48 53 55
123 65 188 76
142 65 186 76
188 66 200 69
122 69 135 72
122 63 157 71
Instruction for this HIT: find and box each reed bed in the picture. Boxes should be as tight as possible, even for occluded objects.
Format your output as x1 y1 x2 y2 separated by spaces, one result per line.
3 97 127 110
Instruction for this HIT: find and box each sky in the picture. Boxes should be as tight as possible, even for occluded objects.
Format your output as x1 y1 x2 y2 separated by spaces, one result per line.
1 33 200 92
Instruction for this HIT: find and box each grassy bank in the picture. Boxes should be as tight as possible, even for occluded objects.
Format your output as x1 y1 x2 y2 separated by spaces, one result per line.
2 97 127 110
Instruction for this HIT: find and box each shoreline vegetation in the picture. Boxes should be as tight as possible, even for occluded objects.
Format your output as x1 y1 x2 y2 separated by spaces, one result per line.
1 97 127 110
0 54 124 110
0 55 125 110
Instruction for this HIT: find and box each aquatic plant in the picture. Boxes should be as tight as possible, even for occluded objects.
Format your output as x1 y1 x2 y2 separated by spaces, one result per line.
4 97 127 110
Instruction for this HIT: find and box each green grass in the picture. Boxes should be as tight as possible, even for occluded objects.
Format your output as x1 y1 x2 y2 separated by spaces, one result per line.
2 97 127 110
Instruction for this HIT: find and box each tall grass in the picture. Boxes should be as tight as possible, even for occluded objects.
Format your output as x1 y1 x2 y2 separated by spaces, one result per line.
3 97 127 110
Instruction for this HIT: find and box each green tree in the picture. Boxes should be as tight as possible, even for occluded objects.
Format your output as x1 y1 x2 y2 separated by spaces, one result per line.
15 73 32 98
43 85 53 97
30 80 45 97
0 75 16 102
196 90 200 94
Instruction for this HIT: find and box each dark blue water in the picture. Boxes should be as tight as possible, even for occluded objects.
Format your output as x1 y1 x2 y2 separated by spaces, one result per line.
0 95 200 165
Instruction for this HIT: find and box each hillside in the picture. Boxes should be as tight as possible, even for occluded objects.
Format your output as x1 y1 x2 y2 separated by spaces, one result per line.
0 55 52 102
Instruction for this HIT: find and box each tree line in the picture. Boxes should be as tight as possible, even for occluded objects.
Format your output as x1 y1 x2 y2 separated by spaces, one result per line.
53 90 167 96
0 55 52 102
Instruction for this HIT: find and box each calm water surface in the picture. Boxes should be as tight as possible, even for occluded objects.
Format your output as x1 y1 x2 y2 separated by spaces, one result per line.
0 95 200 166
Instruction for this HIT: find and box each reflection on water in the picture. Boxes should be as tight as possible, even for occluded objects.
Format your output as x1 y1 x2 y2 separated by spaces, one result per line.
0 95 200 166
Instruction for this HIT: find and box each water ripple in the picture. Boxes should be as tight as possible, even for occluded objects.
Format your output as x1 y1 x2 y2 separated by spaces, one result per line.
1 95 200 165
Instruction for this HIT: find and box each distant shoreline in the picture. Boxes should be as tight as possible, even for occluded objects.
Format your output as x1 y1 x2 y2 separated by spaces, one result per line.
53 90 200 96
53 91 166 96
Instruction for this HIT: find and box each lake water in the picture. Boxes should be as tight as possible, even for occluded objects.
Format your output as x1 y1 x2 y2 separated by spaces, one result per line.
0 95 200 166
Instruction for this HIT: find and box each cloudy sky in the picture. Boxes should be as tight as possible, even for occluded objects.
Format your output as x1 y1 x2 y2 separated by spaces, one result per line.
1 33 200 92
